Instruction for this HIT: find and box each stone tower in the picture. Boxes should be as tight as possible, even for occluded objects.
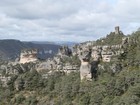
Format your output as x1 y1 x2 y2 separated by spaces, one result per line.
115 26 120 34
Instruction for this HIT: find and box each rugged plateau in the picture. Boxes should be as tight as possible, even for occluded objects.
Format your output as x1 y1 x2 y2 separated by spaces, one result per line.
0 26 140 105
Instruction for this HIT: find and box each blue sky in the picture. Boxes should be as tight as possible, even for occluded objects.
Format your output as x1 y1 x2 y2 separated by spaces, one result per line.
0 0 140 42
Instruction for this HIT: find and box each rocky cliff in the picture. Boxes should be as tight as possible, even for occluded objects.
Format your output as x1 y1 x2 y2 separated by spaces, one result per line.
0 39 61 61
19 49 38 64
0 27 140 85
0 27 140 105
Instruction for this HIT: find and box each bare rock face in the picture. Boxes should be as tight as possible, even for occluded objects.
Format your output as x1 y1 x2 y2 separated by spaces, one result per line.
79 48 92 80
19 49 38 64
36 55 79 74
36 58 57 72
91 46 102 61
80 61 91 80
70 34 131 81
58 46 72 57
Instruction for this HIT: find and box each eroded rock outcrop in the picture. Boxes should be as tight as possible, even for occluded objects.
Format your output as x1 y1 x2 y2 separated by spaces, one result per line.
79 48 92 80
0 26 131 82
19 49 38 64
71 28 130 80
78 47 100 81
58 46 72 57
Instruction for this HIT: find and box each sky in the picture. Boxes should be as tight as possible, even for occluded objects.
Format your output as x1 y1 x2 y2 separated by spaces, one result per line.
0 0 140 42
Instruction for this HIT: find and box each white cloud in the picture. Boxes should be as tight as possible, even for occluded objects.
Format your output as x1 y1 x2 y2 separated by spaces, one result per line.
0 0 140 42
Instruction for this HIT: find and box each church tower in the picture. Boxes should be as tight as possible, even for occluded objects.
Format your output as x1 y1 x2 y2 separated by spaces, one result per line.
115 26 120 34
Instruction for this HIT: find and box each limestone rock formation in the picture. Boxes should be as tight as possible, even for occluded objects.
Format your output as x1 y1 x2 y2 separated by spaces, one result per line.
91 46 102 61
58 46 72 57
19 49 38 64
79 48 92 80
0 27 131 82
77 46 100 81
71 33 130 80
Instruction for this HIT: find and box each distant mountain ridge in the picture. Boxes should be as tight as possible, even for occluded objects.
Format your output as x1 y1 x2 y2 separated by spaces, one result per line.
0 39 61 61
30 41 55 45
54 41 78 47
31 41 78 46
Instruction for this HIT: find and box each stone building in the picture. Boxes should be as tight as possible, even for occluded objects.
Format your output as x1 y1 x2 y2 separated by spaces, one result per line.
115 26 120 34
